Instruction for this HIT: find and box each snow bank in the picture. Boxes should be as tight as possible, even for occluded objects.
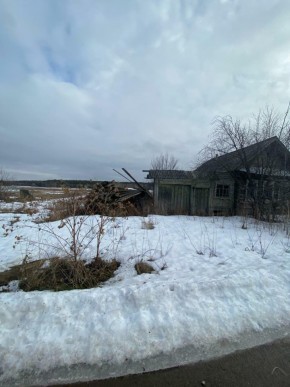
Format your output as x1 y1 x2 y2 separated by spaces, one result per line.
1 213 290 385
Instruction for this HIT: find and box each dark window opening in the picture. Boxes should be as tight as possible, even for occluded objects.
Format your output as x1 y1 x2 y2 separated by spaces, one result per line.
216 184 230 198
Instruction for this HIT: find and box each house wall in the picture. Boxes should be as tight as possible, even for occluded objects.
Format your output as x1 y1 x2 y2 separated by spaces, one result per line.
205 175 235 216
150 139 290 217
154 179 193 215
153 175 236 216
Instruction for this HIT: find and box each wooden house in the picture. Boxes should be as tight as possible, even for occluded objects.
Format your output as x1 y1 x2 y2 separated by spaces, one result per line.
144 137 290 217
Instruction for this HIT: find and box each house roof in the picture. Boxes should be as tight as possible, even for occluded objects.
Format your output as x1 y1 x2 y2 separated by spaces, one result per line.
195 136 290 176
144 170 194 180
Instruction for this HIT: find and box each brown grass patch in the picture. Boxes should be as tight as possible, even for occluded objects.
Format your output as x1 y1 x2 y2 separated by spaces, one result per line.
0 257 120 292
43 200 80 222
1 187 87 206
0 259 47 287
18 205 39 215
40 193 87 222
141 219 155 230
18 188 87 202
135 261 155 275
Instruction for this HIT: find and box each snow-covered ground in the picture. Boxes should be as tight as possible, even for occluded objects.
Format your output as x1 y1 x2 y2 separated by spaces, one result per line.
1 201 290 385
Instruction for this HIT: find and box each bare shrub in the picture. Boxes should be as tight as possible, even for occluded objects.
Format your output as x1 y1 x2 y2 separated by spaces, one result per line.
30 187 121 261
0 168 10 201
35 211 114 262
1 186 126 291
181 219 217 257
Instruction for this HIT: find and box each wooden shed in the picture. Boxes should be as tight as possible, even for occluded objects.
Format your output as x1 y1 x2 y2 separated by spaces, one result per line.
145 137 290 218
144 170 235 215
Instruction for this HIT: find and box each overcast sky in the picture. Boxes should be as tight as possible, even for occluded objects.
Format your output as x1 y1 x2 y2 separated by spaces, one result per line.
0 0 290 181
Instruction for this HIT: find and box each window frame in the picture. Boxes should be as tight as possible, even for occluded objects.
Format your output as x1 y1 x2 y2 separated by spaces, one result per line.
215 184 230 198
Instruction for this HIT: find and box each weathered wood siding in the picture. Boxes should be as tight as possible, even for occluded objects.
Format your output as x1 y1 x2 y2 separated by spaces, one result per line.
194 188 209 215
153 175 236 216
158 183 191 214
208 175 235 215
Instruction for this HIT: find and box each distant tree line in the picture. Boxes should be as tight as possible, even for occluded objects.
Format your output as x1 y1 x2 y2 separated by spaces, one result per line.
8 180 153 190
10 180 98 188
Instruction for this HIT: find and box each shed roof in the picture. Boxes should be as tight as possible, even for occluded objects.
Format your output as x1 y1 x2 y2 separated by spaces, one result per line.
195 136 290 175
144 170 194 180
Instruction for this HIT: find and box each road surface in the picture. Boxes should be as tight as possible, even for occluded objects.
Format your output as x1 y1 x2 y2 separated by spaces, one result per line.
51 337 290 387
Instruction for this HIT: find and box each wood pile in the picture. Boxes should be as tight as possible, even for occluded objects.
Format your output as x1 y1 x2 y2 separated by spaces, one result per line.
84 181 153 216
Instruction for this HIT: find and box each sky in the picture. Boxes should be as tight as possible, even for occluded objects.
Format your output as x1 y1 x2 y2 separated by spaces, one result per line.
0 0 290 181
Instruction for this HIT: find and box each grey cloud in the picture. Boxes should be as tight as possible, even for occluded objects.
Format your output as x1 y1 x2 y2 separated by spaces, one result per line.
1 0 290 180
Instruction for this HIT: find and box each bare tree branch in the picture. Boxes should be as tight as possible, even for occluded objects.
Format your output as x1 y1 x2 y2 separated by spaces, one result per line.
196 104 290 168
151 153 179 170
194 103 290 220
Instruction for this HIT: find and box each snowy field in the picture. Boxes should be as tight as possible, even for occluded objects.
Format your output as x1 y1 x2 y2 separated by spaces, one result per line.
1 199 290 385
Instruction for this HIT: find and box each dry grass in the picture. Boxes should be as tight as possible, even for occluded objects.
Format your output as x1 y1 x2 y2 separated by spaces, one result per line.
22 257 120 291
0 259 46 287
17 204 39 215
141 218 155 230
43 200 82 222
30 188 88 201
135 261 155 275
0 204 40 215
1 187 87 203
38 189 88 222
0 256 120 292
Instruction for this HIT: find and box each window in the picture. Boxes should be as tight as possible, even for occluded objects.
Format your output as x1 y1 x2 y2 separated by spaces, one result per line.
216 184 230 198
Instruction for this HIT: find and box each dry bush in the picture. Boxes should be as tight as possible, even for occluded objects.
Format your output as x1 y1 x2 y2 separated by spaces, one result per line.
19 256 120 291
0 168 11 202
135 261 155 275
33 198 115 262
1 186 127 292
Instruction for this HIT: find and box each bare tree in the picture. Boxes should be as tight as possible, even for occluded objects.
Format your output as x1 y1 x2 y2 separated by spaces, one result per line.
196 104 290 220
151 153 179 170
198 103 290 164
